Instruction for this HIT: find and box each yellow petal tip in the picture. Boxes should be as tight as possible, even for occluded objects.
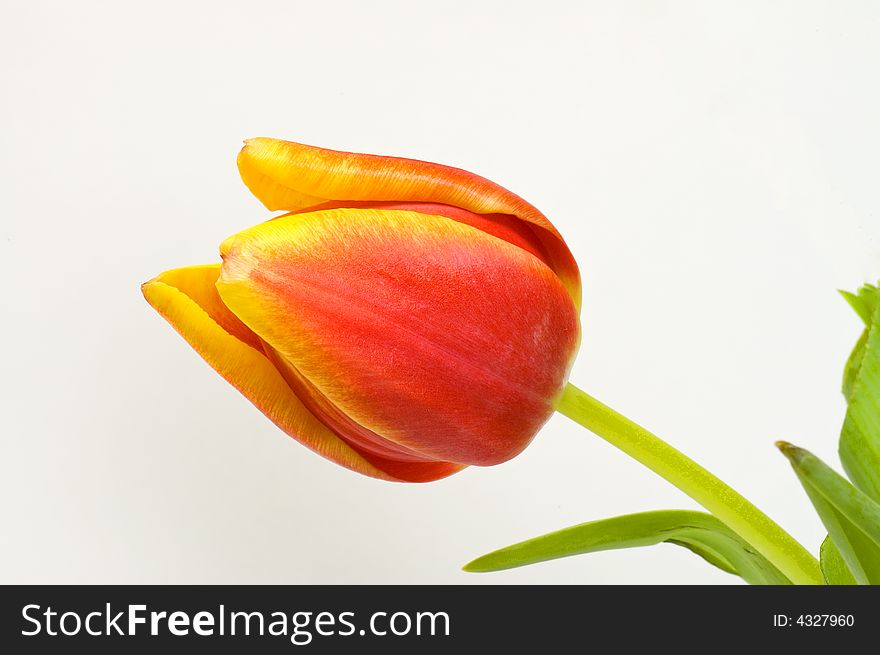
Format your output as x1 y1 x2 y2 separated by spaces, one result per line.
141 276 160 301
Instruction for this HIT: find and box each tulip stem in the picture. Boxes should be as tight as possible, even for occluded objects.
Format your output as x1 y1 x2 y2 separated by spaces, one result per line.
557 383 822 585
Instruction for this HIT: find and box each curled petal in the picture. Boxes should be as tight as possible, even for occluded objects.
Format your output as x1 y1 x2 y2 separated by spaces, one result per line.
237 137 581 307
142 264 463 482
217 208 581 466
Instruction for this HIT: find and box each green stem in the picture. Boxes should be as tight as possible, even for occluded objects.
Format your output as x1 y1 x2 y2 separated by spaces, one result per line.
557 383 822 585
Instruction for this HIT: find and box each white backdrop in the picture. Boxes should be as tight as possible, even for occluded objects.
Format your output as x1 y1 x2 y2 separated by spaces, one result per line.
2 1 878 584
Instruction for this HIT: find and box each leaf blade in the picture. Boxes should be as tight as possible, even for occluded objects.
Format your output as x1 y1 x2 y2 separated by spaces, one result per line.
819 536 857 585
777 442 880 584
839 286 880 501
463 509 791 585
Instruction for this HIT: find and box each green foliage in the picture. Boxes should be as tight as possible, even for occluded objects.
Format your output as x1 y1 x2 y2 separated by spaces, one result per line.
819 536 857 585
778 442 880 584
779 283 880 584
838 284 880 502
464 510 790 585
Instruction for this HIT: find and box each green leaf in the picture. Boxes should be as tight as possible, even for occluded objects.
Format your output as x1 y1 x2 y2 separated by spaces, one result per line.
463 509 791 585
839 284 879 327
777 442 880 584
819 536 857 585
842 330 870 402
839 283 880 501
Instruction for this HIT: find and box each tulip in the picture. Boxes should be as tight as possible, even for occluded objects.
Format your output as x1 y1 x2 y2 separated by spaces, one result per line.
143 138 582 482
142 138 828 587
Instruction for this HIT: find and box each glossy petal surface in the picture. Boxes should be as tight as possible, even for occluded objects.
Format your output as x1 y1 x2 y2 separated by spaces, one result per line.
217 208 581 466
237 137 581 307
142 264 462 482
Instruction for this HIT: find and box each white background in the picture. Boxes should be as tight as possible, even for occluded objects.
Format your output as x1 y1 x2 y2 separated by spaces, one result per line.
2 1 878 584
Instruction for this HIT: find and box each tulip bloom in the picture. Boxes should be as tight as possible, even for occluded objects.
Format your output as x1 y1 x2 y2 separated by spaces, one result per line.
143 138 581 481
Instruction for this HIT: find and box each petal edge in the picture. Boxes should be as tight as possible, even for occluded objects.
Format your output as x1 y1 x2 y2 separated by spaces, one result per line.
237 137 582 307
142 264 463 482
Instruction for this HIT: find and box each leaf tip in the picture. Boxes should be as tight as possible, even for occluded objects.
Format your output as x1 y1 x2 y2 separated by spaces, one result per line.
775 440 807 464
461 558 487 573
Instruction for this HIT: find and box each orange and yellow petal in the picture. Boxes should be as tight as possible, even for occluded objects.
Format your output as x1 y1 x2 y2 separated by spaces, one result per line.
142 264 463 482
216 208 581 467
284 200 556 267
237 137 581 307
